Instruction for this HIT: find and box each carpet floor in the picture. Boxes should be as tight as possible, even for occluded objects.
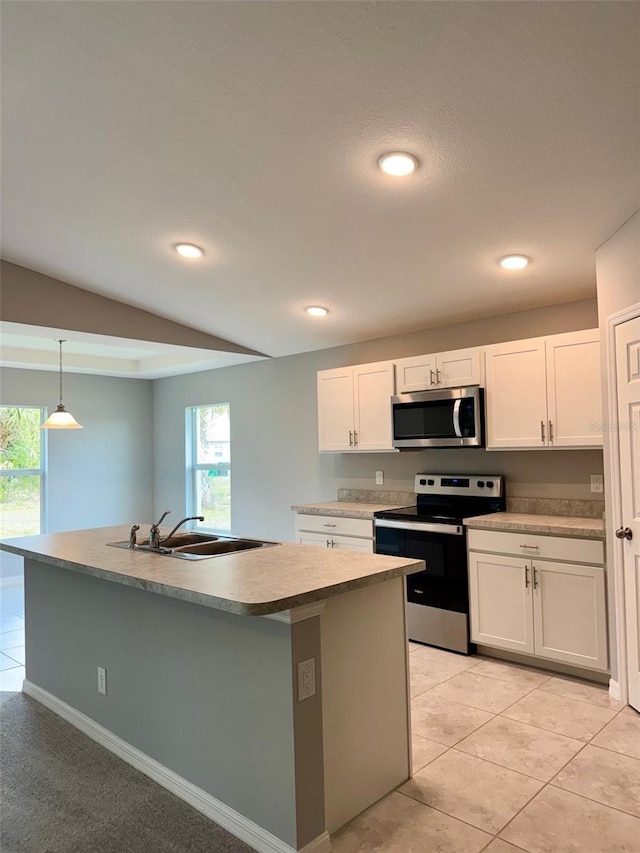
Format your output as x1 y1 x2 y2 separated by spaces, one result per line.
0 691 255 853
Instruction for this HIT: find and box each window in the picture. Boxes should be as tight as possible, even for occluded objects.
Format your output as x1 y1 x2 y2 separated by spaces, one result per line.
187 404 231 532
0 406 46 538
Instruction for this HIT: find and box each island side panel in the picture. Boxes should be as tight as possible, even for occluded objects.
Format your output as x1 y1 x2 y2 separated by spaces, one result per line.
321 576 411 834
290 616 326 849
23 559 300 848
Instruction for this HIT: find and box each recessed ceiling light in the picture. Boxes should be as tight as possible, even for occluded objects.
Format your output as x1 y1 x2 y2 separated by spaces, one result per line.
174 243 204 259
305 306 329 317
499 254 530 270
377 152 419 177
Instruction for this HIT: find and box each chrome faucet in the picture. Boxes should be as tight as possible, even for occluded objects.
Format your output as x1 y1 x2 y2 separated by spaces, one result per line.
149 510 171 549
160 516 205 544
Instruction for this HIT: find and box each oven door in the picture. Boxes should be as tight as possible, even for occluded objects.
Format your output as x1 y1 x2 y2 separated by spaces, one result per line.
374 519 469 613
391 387 484 448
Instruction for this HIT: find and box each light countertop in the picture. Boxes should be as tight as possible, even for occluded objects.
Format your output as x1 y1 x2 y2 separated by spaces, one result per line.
291 501 410 519
464 512 605 540
0 525 423 616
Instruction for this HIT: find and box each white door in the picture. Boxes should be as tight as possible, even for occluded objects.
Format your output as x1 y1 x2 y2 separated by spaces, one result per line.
468 552 534 653
436 348 482 388
353 361 396 451
532 560 608 670
330 535 374 554
317 367 354 451
546 330 603 448
484 339 548 449
297 531 333 548
395 354 438 393
616 315 640 710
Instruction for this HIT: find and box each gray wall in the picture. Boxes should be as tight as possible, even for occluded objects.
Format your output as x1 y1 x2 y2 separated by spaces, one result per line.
153 298 603 542
0 368 153 577
24 559 306 847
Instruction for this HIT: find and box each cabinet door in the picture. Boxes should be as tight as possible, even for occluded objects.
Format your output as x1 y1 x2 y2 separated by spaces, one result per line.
297 531 333 548
533 560 608 670
395 354 438 393
468 552 534 653
485 339 548 449
317 367 354 451
330 535 374 554
436 348 482 388
546 330 603 448
353 361 396 451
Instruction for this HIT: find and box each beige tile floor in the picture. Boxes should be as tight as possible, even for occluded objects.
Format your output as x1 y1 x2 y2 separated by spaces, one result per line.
0 580 25 691
331 643 640 852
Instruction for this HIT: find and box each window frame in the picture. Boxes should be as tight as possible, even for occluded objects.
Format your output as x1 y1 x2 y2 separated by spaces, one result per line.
185 403 231 534
0 405 48 536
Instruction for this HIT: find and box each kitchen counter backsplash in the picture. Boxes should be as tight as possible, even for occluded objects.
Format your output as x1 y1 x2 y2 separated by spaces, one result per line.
337 488 415 506
506 497 605 519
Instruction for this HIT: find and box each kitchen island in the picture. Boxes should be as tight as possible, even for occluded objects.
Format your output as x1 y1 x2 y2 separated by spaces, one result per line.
0 526 423 853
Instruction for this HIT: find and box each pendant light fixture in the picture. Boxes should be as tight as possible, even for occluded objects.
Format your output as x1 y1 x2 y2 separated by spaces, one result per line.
41 340 83 429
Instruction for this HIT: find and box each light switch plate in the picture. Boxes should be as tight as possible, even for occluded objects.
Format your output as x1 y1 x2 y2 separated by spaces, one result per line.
590 474 604 494
97 666 107 696
375 471 384 485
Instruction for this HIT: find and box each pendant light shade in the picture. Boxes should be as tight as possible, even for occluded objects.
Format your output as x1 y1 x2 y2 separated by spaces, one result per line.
41 340 83 430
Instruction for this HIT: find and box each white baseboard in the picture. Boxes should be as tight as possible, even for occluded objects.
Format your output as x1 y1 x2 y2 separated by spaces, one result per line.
609 678 622 702
22 681 330 853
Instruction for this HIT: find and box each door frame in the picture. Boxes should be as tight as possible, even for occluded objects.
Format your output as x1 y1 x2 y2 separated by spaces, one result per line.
605 302 640 705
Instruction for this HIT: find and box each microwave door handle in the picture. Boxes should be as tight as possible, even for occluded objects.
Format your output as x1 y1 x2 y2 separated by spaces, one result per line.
452 398 463 438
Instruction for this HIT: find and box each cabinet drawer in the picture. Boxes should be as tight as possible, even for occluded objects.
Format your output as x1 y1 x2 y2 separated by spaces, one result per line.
295 514 374 539
467 528 604 565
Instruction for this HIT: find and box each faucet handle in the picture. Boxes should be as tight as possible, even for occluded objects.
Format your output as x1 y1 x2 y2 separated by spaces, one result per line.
153 510 171 527
129 524 140 548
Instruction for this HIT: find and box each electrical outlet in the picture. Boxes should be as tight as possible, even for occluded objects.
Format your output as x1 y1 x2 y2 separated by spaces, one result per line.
375 470 384 485
97 666 107 696
297 658 316 701
590 474 604 494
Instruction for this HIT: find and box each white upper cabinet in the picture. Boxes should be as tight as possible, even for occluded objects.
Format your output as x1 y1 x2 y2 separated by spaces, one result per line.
485 329 603 450
396 347 481 393
484 338 548 449
317 361 395 452
546 329 602 448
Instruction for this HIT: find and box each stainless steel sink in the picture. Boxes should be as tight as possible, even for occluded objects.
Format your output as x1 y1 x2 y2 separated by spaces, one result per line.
107 533 278 561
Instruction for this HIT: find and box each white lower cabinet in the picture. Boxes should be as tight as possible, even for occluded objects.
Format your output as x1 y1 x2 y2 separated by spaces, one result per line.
468 552 534 654
468 529 608 671
295 514 374 553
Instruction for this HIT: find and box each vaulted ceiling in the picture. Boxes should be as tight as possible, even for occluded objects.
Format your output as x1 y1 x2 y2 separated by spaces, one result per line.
2 1 639 366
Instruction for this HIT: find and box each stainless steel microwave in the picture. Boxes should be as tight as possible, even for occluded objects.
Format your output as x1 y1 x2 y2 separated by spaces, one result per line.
391 386 485 449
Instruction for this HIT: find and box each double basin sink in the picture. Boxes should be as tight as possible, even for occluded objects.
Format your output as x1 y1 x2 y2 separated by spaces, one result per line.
108 531 279 561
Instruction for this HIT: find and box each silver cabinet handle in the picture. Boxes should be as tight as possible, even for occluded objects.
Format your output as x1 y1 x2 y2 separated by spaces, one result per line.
540 420 546 444
520 544 540 551
331 539 336 548
430 369 436 386
525 565 530 588
533 566 539 589
549 420 554 444
615 527 633 540
436 368 442 385
349 430 353 447
323 523 337 528
353 430 358 446
326 539 331 548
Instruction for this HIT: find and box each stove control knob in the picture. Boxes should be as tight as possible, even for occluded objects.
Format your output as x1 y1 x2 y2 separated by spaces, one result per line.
427 479 435 486
419 479 427 485
477 481 485 488
486 480 494 489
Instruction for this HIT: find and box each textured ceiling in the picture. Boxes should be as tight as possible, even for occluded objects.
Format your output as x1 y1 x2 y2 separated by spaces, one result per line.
2 1 639 360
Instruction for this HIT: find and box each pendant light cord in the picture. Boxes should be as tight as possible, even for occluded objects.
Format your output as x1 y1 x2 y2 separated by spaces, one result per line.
58 339 65 407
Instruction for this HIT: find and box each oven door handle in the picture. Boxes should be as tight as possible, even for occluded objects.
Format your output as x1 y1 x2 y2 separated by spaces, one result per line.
452 398 463 438
375 519 464 536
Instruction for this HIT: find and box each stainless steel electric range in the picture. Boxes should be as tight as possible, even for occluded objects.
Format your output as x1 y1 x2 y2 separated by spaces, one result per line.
374 473 505 654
